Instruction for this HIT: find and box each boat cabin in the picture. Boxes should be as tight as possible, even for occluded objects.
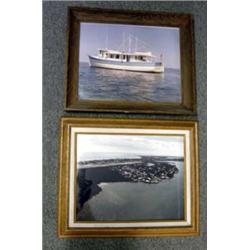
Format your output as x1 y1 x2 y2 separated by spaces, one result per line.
98 49 153 62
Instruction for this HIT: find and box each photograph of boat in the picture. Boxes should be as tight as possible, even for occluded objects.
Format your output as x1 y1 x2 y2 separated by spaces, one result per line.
78 22 181 103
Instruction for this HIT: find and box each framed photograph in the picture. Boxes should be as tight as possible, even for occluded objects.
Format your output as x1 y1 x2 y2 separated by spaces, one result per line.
65 7 196 114
58 118 199 237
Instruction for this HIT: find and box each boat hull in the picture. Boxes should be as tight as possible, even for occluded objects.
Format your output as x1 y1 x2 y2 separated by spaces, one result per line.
88 55 164 73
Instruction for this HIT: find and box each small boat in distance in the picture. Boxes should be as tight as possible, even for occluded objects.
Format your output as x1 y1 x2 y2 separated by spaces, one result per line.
88 49 164 73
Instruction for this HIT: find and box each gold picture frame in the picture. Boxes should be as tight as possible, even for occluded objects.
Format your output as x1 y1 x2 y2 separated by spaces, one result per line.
58 117 199 237
65 7 196 114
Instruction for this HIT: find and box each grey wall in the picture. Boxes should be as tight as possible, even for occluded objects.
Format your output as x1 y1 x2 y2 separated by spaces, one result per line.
43 1 207 249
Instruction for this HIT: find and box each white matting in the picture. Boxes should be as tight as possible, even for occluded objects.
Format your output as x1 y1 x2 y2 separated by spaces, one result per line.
68 127 191 228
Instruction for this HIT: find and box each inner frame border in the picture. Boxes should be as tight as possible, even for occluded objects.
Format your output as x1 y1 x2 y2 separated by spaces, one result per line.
68 127 191 228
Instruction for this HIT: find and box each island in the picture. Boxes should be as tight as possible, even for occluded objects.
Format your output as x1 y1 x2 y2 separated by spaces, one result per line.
76 155 183 216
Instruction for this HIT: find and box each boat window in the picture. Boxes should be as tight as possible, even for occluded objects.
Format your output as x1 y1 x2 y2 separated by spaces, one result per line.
116 54 120 59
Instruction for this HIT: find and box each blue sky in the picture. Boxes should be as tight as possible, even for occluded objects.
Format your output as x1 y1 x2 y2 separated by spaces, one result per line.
79 22 180 69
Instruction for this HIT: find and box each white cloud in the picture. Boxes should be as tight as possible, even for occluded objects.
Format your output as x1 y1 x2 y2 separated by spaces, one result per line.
77 134 183 161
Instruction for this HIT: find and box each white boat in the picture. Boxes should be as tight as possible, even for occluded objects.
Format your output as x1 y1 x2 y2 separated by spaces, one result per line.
88 34 164 73
88 49 164 73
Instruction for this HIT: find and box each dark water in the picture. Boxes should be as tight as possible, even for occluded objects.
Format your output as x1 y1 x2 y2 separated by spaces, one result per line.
78 62 181 103
76 161 184 221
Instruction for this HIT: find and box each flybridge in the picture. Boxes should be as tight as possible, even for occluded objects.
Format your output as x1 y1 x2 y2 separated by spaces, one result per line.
98 49 153 57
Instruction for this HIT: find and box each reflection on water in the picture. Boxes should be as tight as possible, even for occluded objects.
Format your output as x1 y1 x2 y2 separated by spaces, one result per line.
76 161 184 221
78 62 181 103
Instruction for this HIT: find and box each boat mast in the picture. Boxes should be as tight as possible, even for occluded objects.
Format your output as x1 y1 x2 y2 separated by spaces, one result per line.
105 34 108 49
122 32 125 52
128 34 131 53
160 53 163 62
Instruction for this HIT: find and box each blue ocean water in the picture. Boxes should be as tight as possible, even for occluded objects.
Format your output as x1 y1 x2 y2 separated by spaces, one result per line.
78 62 181 103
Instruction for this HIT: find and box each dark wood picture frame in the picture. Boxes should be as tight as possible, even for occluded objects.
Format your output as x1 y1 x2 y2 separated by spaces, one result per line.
65 7 196 114
58 117 199 238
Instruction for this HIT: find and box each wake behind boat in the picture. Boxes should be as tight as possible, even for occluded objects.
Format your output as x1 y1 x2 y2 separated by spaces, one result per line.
88 34 165 73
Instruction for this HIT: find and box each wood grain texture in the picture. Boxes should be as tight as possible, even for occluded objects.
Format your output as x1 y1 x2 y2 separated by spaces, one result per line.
64 7 197 114
57 117 199 238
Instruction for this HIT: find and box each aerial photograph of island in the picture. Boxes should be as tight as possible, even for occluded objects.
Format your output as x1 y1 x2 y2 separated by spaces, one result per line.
76 134 185 222
78 22 181 103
